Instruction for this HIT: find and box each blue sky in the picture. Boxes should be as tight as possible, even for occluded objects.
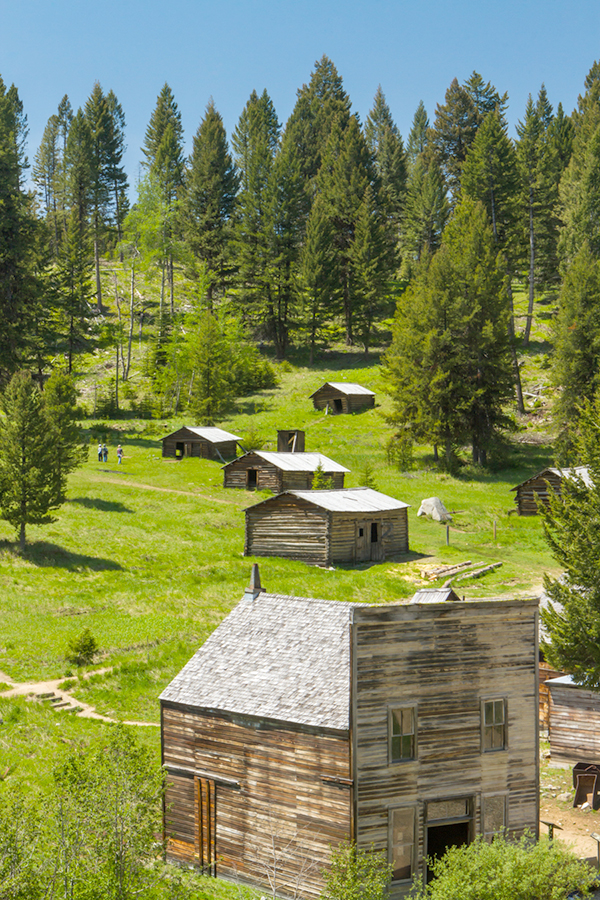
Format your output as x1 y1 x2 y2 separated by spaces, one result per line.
1 0 599 191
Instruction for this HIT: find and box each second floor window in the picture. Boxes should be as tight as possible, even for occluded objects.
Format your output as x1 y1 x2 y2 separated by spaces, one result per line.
483 699 506 751
390 707 416 762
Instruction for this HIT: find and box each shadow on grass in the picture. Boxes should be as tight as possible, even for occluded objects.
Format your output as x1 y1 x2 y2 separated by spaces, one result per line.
3 540 124 571
283 345 383 372
69 497 134 514
336 550 430 571
447 441 556 486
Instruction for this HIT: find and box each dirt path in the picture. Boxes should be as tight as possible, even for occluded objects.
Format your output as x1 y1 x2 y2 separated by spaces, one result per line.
0 669 158 727
89 473 228 503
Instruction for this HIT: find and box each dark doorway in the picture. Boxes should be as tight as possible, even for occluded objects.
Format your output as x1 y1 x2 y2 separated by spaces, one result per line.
333 398 343 413
247 469 258 489
426 822 470 882
370 522 378 543
175 441 184 458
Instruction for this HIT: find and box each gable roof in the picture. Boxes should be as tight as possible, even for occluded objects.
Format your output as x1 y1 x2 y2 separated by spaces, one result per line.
163 426 241 443
310 382 374 398
511 466 592 491
410 588 461 604
160 592 361 730
224 451 349 473
247 487 409 514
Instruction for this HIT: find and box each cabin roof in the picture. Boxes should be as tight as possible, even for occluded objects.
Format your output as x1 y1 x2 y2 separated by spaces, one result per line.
253 486 410 513
160 592 362 730
410 588 461 604
511 466 592 491
309 381 374 398
163 426 241 443
223 451 349 473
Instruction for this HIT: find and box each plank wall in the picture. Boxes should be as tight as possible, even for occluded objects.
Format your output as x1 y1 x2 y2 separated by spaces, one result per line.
329 509 408 563
548 684 600 763
244 497 330 565
223 454 282 491
514 472 562 515
351 599 539 895
162 703 352 897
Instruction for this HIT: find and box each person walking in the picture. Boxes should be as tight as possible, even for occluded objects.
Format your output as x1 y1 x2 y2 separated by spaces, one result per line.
97 442 103 462
102 443 108 463
117 444 123 465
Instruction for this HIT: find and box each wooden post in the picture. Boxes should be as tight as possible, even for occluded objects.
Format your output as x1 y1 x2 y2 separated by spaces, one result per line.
493 519 497 541
446 525 450 546
591 832 600 869
541 819 562 841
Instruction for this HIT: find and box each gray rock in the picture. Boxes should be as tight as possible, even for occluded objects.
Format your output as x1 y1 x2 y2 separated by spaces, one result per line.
558 791 572 802
417 497 452 523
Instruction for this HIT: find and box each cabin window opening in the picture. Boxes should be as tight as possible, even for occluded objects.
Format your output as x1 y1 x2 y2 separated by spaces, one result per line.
358 527 364 537
482 794 507 839
482 699 506 751
247 469 258 489
389 807 415 882
371 522 379 543
390 707 416 762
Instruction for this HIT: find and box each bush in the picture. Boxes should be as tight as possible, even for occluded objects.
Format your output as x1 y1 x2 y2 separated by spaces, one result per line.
409 833 596 900
65 628 98 667
321 842 392 900
313 462 334 490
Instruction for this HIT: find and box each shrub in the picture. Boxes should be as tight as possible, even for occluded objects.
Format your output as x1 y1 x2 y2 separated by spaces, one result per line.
65 628 98 667
313 462 334 490
321 841 392 900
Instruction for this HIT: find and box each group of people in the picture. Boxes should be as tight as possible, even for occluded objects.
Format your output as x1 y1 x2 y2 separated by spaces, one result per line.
97 443 124 465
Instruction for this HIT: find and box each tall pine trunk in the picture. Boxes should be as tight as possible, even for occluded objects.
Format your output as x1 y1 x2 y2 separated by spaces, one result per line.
523 184 535 347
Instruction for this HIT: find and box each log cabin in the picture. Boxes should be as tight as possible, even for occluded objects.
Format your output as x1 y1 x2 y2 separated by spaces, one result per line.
510 466 591 515
222 451 349 491
161 426 241 461
546 675 600 765
244 487 409 566
310 382 375 414
160 570 539 897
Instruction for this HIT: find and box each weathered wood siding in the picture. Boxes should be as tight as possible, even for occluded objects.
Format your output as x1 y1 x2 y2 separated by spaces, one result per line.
162 429 237 461
311 386 374 414
162 703 351 897
514 471 562 515
329 509 408 563
548 683 600 763
539 662 564 731
277 430 305 452
244 496 330 565
351 600 539 895
223 454 282 491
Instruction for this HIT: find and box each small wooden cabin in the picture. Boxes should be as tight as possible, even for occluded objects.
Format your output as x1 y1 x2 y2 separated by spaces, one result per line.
277 429 305 452
161 426 240 461
310 382 375 414
160 573 539 897
244 487 409 566
223 451 348 491
546 675 600 764
511 466 591 515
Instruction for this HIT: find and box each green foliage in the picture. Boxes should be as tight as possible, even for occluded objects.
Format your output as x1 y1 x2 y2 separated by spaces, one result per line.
385 433 414 471
43 368 87 502
360 461 378 490
320 842 392 900
541 394 600 684
65 627 98 666
312 462 334 490
409 833 595 900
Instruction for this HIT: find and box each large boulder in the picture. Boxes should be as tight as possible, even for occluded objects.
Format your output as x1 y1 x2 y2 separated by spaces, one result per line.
417 497 452 523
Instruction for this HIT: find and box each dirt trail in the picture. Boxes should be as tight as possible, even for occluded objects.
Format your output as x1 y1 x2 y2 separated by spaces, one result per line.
88 473 228 503
0 669 158 727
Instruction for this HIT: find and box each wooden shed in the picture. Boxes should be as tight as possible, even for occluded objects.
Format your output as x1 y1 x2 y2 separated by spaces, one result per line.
161 426 240 461
223 451 348 491
511 466 591 515
244 487 409 566
160 573 539 897
277 429 305 452
310 382 375 414
546 675 600 765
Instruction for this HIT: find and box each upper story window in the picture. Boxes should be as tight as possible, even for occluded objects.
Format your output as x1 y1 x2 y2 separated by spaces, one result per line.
482 699 506 751
390 707 416 762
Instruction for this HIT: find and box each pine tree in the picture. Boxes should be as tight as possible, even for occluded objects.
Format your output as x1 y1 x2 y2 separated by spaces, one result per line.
0 76 45 381
430 77 479 200
105 90 129 244
0 372 58 550
350 185 393 353
365 86 407 254
400 154 449 274
406 101 429 169
43 369 86 503
33 113 61 255
552 243 600 450
180 100 238 304
300 197 336 363
85 82 114 310
385 199 512 466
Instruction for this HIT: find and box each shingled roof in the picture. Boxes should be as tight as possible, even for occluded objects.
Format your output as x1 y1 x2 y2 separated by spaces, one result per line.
160 592 363 730
247 486 409 514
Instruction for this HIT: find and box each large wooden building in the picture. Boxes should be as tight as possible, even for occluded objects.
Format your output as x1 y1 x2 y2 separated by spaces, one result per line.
222 451 349 491
511 466 591 515
310 382 375 414
546 675 600 765
160 574 539 897
244 487 409 566
161 426 240 461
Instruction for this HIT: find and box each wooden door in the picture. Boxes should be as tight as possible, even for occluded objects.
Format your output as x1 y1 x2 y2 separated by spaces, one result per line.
356 521 370 561
370 521 384 561
196 777 217 876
